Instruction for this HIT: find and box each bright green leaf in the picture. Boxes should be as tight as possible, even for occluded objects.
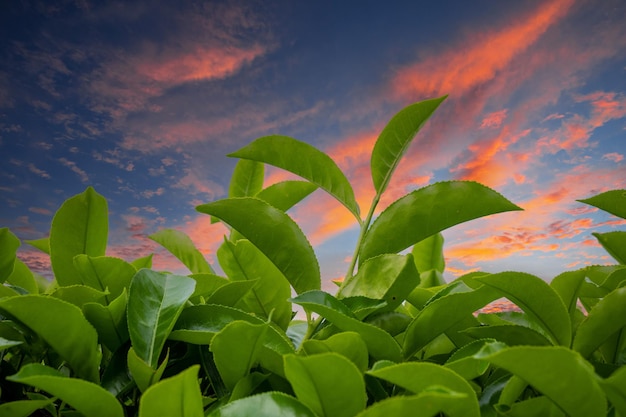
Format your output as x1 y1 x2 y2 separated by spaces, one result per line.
0 295 100 382
197 197 320 294
6 258 38 294
0 228 20 283
49 187 108 287
131 253 153 269
229 135 360 220
477 346 606 417
208 392 316 417
127 269 195 368
593 231 626 264
7 363 123 417
475 272 571 346
355 389 468 417
138 365 203 417
0 336 22 350
578 189 626 220
24 237 49 254
601 365 626 417
301 331 369 372
462 324 551 346
360 181 522 263
256 180 318 211
285 353 366 417
229 159 264 198
128 346 169 393
0 398 55 417
412 232 446 285
206 279 258 307
49 284 107 307
444 339 501 380
73 255 136 304
83 289 129 352
149 228 214 274
371 96 446 195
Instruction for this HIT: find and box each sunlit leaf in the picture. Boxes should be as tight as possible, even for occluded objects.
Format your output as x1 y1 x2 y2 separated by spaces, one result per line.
301 331 369 372
127 269 195 368
578 189 626 220
6 258 37 294
256 180 318 211
149 229 214 274
592 231 626 265
0 398 55 417
7 363 123 417
50 187 108 287
73 255 136 303
83 289 129 352
138 365 203 417
208 392 316 417
0 228 20 283
444 339 501 380
462 324 551 346
49 284 107 307
285 353 366 417
360 181 522 263
228 135 360 220
371 96 446 195
355 389 468 417
197 197 320 294
131 253 153 270
230 159 264 198
0 295 100 382
128 346 168 393
412 232 446 287
24 237 50 254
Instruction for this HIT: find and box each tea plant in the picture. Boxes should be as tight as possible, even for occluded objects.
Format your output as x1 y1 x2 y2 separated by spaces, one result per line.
1 96 625 416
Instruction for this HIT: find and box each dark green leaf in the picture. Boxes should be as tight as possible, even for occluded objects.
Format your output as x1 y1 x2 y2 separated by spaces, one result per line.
229 135 360 220
360 181 522 263
601 365 626 417
197 197 320 294
49 187 108 287
256 180 318 211
462 325 551 346
7 363 123 417
371 96 446 195
285 353 366 417
149 229 214 274
6 258 38 294
208 392 316 417
593 231 626 264
127 269 195 367
0 399 55 417
578 189 626 220
0 295 100 382
138 365 203 417
0 228 20 283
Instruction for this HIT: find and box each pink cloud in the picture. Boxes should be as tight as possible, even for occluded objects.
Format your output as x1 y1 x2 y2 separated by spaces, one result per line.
28 207 53 216
603 152 624 163
58 157 89 182
480 109 508 129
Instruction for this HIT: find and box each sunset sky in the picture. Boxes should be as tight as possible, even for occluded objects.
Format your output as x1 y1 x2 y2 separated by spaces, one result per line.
1 0 625 289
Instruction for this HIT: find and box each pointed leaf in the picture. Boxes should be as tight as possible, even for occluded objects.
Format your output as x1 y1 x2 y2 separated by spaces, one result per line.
211 320 269 390
7 363 123 417
593 231 626 264
444 339 500 380
301 331 369 372
83 289 129 352
149 229 214 274
50 187 108 286
573 286 626 358
229 135 360 219
0 228 20 283
73 255 135 303
291 291 402 362
339 254 420 311
475 272 571 346
128 346 169 393
138 365 203 417
131 253 153 269
206 279 258 307
462 324 552 346
197 197 320 294
0 295 100 382
256 180 318 211
285 353 366 417
355 390 469 417
6 258 38 294
0 399 55 417
477 346 606 417
127 269 195 368
368 362 480 417
601 365 626 417
25 237 50 254
360 181 522 263
550 269 586 318
371 96 446 194
412 232 445 272
49 284 107 307
578 189 626 220
208 392 316 417
229 159 264 197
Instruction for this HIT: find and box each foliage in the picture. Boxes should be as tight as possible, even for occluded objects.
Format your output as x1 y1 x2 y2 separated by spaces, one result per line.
1 96 625 416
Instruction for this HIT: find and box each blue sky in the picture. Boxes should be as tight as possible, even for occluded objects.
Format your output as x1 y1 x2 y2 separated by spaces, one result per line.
1 0 625 287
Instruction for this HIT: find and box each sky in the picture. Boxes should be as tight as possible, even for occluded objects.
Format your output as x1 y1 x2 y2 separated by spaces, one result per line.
1 0 625 290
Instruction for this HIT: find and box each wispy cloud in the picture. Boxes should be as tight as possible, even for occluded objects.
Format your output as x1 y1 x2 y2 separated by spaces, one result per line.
27 163 51 179
603 152 624 163
58 157 89 182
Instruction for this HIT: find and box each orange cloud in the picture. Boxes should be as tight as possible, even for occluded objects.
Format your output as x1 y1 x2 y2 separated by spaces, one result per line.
603 153 624 163
480 109 508 129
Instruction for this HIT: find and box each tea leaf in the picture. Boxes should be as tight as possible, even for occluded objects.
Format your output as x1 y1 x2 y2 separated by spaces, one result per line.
7 363 123 417
355 390 468 417
284 353 366 417
128 346 168 393
371 96 446 195
229 135 360 220
229 159 264 198
0 295 100 382
301 331 369 372
24 237 50 254
412 232 446 287
131 253 153 269
592 231 626 264
83 289 129 352
50 186 108 287
138 365 203 417
256 180 318 211
0 228 20 283
197 197 320 294
127 269 195 368
6 258 38 294
208 392 316 417
50 284 107 307
149 229 214 274
475 272 571 346
601 365 626 417
477 346 606 417
578 189 626 220
73 255 136 303
462 324 551 346
360 181 522 263
0 398 55 417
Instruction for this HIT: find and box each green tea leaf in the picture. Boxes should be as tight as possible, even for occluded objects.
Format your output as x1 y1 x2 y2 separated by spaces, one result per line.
360 181 522 263
301 331 369 372
149 229 214 274
462 324 551 346
49 284 107 307
284 353 366 417
6 258 38 294
7 363 123 417
403 283 499 359
501 396 566 417
229 159 265 198
592 231 626 264
206 279 258 307
188 273 229 299
0 228 20 283
367 362 480 417
138 365 203 417
0 336 22 350
371 96 446 195
83 289 129 352
24 237 50 254
412 232 446 286
131 253 153 269
0 398 55 417
208 392 316 417
217 239 292 329
340 254 419 311
578 189 626 220
573 287 626 358
73 255 136 303
256 180 318 211
444 339 501 380
291 291 402 362
229 135 360 220
128 346 169 393
197 197 320 294
50 187 108 287
477 346 606 417
550 269 586 318
475 272 571 346
127 269 195 368
601 365 626 417
211 320 269 390
355 390 468 417
0 295 100 382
